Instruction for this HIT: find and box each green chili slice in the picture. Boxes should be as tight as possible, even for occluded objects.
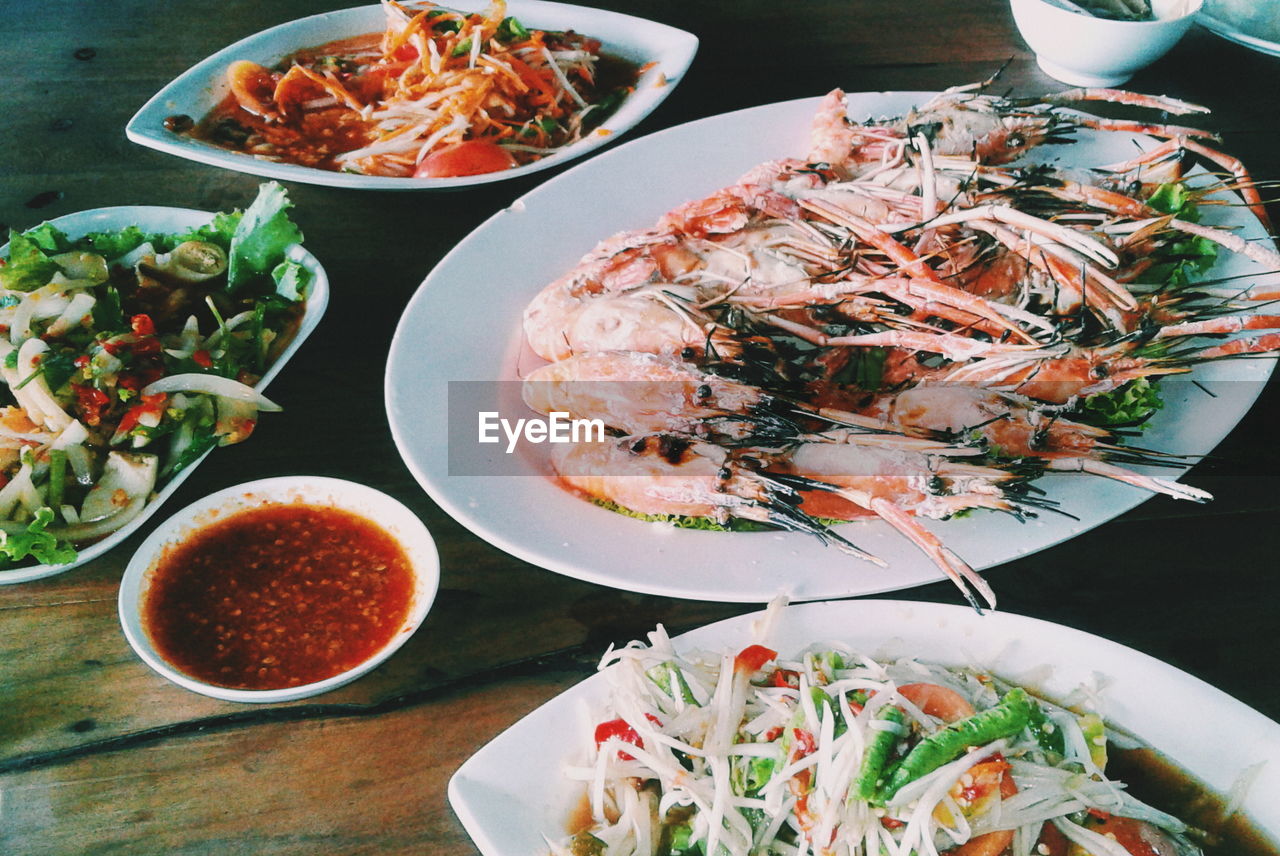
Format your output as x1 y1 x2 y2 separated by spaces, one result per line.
851 704 905 803
878 687 1035 801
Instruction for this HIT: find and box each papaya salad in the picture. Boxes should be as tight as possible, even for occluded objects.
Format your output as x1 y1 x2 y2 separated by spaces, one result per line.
556 617 1213 856
181 0 640 178
0 182 310 568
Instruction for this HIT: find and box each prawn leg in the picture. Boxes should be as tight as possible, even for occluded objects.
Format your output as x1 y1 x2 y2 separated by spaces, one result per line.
1044 457 1212 503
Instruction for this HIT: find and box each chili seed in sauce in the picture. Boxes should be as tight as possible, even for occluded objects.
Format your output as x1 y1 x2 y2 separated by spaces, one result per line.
143 503 415 691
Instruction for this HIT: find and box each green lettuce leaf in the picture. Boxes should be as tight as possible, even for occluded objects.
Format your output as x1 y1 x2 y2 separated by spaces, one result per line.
22 223 71 253
0 508 78 566
173 210 242 253
73 224 153 259
271 259 313 302
1078 378 1164 426
1 230 60 292
227 183 304 292
1147 182 1199 222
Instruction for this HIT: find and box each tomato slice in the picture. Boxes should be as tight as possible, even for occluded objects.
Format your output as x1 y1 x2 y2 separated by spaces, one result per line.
734 644 777 674
1086 814 1179 856
414 139 518 178
898 682 976 722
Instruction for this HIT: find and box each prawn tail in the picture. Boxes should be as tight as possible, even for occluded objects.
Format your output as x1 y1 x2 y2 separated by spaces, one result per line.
867 497 997 613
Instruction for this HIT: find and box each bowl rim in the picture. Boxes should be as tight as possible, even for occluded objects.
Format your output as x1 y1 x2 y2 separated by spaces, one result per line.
1013 0 1204 26
117 475 440 703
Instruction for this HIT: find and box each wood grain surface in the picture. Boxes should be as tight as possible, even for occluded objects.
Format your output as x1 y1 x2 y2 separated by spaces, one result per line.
0 0 1277 853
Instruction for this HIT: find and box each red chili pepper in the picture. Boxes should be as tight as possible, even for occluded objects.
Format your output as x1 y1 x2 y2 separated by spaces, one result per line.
132 338 161 356
734 644 777 674
769 668 800 688
73 355 90 368
130 314 156 337
115 393 167 436
73 385 110 426
763 726 784 742
116 409 142 435
593 714 660 761
192 349 213 368
790 727 817 758
118 366 165 392
880 817 905 830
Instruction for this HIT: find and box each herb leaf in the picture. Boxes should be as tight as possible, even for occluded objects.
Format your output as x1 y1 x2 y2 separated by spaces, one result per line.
227 183 304 293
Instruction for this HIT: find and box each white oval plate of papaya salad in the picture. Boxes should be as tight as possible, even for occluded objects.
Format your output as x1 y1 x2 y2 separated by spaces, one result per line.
449 600 1280 856
386 88 1279 605
126 0 697 189
0 183 328 584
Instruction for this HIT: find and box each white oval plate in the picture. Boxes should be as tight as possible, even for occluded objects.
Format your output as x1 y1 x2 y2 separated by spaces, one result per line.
126 1 698 190
385 91 1277 603
118 476 440 703
1198 4 1280 57
0 206 329 584
448 600 1280 855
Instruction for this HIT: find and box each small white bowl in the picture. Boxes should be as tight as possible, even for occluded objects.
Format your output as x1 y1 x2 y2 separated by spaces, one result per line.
1011 0 1203 87
119 476 439 703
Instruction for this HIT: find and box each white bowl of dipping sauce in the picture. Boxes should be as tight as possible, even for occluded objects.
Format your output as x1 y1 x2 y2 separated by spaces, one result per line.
119 476 439 703
1011 0 1203 87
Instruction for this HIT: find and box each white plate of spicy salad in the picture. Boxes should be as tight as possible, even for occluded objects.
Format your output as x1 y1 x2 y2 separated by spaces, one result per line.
0 187 327 584
448 600 1280 856
385 89 1279 605
126 0 697 189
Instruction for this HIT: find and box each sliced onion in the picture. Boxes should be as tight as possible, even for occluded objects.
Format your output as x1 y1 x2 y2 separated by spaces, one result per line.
10 283 73 345
64 443 93 485
79 452 158 524
0 427 54 444
202 310 256 347
50 252 108 284
51 420 88 450
0 461 33 518
113 241 155 269
51 493 148 542
16 339 73 431
141 373 280 411
17 472 44 515
45 292 97 338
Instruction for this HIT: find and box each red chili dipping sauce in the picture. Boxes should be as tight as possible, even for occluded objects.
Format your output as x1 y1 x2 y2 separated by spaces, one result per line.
143 503 415 690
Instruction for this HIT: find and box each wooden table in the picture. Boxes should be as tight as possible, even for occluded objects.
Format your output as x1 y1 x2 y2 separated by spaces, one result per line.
1 1 1277 852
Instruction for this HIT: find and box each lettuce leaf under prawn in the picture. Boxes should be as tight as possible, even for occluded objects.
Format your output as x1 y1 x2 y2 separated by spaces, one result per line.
1077 378 1164 427
1139 182 1218 289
